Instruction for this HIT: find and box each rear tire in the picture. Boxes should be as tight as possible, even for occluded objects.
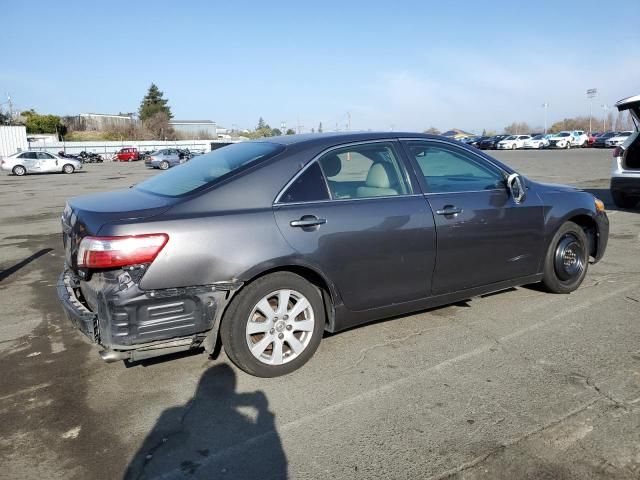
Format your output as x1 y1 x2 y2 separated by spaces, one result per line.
542 221 589 294
611 190 638 209
220 272 325 377
12 165 26 176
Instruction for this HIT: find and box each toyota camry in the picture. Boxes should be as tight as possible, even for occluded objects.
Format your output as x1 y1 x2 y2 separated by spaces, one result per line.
57 132 609 377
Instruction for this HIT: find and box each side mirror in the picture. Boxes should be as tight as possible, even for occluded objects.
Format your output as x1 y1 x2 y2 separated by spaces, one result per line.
507 173 526 204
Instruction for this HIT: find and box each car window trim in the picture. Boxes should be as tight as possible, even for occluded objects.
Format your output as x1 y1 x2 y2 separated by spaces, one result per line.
398 137 510 195
274 139 416 205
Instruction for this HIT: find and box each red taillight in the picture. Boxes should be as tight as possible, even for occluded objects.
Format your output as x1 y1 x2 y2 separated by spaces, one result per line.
77 234 168 268
613 146 623 158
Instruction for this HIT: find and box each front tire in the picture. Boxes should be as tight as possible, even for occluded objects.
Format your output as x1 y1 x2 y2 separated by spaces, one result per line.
159 161 169 170
12 165 26 176
542 221 589 294
220 272 325 377
62 164 75 174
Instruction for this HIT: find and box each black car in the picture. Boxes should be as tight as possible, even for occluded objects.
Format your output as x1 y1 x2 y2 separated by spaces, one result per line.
58 132 609 377
478 134 509 149
593 131 618 148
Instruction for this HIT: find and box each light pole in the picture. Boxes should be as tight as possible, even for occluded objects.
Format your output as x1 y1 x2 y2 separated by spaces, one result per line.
601 104 609 131
542 102 549 134
587 88 597 132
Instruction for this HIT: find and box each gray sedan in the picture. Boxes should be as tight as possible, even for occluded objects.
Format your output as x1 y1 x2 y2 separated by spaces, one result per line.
58 133 609 377
145 149 184 170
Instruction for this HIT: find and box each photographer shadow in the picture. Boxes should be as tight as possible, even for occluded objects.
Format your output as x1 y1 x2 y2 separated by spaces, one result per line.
125 364 287 479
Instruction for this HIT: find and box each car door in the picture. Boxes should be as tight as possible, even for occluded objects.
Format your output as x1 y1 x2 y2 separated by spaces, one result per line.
273 140 437 311
37 152 58 172
401 139 545 295
19 152 38 172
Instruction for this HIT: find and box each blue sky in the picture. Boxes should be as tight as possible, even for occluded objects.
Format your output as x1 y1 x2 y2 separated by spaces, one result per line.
2 0 639 132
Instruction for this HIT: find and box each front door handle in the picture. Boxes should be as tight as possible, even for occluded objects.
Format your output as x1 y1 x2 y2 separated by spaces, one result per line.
290 216 327 228
436 206 463 216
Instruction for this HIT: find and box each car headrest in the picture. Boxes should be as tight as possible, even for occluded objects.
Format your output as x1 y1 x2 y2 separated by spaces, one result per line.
321 154 342 177
365 162 393 189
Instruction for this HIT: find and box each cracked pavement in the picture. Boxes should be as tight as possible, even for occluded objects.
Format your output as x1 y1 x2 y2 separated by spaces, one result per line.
0 149 638 479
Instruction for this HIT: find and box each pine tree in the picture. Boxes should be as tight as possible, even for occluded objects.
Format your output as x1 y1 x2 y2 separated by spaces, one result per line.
139 84 172 121
318 122 323 133
257 117 266 130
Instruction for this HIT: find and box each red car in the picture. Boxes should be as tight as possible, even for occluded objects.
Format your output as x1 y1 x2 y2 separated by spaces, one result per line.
116 147 139 162
587 132 601 147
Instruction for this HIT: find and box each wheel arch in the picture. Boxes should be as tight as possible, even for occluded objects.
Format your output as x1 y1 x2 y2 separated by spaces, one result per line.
565 213 598 258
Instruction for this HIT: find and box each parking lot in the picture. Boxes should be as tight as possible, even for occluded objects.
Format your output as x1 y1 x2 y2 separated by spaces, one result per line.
0 148 638 479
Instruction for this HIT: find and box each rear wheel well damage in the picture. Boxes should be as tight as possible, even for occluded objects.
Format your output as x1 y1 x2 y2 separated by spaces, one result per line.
204 265 336 357
566 214 598 258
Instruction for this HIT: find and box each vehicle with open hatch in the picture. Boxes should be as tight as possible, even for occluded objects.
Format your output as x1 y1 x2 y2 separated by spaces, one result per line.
610 95 640 209
57 132 609 377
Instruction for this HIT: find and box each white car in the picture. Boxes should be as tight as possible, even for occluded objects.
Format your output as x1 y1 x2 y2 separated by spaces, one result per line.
571 130 589 147
547 132 574 149
605 131 634 147
0 151 82 176
523 134 550 149
496 135 531 149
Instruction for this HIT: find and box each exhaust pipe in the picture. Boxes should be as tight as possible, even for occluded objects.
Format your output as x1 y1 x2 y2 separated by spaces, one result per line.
99 349 131 363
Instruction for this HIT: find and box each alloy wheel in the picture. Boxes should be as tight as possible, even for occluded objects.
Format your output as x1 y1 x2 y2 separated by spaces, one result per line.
245 289 315 365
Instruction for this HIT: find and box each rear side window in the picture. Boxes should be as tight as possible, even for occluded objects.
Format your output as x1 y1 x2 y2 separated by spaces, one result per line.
137 142 284 197
279 162 329 203
404 141 505 193
317 142 411 199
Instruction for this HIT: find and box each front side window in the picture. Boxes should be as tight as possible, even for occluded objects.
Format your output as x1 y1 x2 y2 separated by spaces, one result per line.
404 141 505 194
37 152 54 159
137 142 284 197
317 142 410 199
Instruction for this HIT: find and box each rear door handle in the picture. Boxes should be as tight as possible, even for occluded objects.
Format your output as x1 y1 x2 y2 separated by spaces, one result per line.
436 206 463 216
290 216 327 228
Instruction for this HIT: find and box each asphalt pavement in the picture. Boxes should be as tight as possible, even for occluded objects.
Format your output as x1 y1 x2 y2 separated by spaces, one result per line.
0 148 638 479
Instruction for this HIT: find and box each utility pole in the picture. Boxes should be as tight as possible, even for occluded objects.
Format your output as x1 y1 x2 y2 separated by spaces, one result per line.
7 93 13 125
542 102 549 134
346 111 351 131
601 104 609 131
587 88 597 132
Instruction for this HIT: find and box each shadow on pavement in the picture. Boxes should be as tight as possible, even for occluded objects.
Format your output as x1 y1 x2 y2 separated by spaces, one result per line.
582 187 640 212
0 248 53 282
124 364 287 480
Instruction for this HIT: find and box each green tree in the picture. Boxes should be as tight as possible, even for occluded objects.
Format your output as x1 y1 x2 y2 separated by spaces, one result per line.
22 110 64 135
504 122 531 135
257 117 266 130
318 122 323 133
285 128 295 135
270 128 282 136
138 83 172 121
423 127 440 135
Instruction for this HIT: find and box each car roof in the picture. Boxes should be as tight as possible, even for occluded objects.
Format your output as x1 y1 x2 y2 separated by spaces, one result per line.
253 131 437 148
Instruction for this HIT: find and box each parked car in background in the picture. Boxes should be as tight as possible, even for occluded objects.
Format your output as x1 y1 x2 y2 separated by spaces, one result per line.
479 134 509 150
605 131 634 148
497 135 531 149
571 130 589 147
593 131 618 148
145 149 184 169
547 132 574 149
1 151 82 176
587 132 601 147
58 132 608 376
523 134 550 149
610 95 639 208
116 147 139 162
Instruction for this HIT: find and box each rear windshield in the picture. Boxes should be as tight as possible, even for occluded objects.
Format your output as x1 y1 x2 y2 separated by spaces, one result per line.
136 142 283 197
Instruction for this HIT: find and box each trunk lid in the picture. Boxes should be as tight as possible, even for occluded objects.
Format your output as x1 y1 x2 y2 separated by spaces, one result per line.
615 95 640 129
62 188 175 271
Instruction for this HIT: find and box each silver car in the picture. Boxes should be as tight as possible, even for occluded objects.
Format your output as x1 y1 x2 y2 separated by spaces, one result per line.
0 151 82 176
145 149 184 170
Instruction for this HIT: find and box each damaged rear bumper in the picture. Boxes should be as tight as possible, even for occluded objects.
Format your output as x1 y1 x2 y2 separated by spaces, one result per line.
57 269 239 362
